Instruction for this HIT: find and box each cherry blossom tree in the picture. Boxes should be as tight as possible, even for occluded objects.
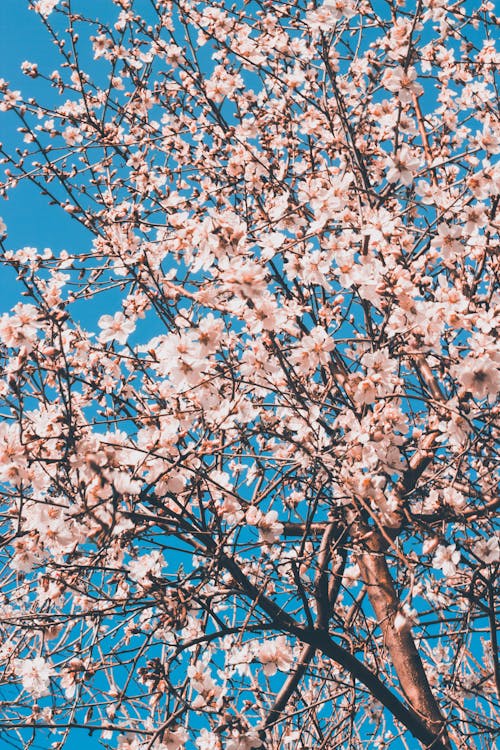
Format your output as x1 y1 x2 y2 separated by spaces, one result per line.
0 1 499 749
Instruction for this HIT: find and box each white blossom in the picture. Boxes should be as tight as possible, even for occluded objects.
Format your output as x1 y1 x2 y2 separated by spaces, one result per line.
14 657 56 698
98 312 136 345
433 544 460 577
474 536 500 565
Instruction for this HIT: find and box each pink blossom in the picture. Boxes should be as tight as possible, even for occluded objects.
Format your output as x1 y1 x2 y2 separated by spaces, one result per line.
246 507 284 544
0 89 21 111
14 657 56 698
255 636 292 676
0 304 42 350
290 326 335 374
127 550 165 584
226 730 262 750
463 204 488 234
117 735 141 750
433 544 460 577
196 729 220 750
455 355 500 403
386 147 422 185
98 311 136 345
34 0 59 16
157 728 189 750
474 536 500 565
382 65 423 103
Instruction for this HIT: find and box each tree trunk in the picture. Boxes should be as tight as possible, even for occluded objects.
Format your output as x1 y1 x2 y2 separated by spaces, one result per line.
358 547 450 747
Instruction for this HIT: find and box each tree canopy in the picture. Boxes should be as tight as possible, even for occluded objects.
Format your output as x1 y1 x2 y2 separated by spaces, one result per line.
0 1 499 749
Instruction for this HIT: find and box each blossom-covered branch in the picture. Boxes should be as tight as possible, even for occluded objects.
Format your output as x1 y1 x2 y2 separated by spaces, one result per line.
0 0 498 749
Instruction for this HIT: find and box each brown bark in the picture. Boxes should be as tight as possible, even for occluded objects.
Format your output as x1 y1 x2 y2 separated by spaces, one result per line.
357 548 450 745
352 355 452 744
